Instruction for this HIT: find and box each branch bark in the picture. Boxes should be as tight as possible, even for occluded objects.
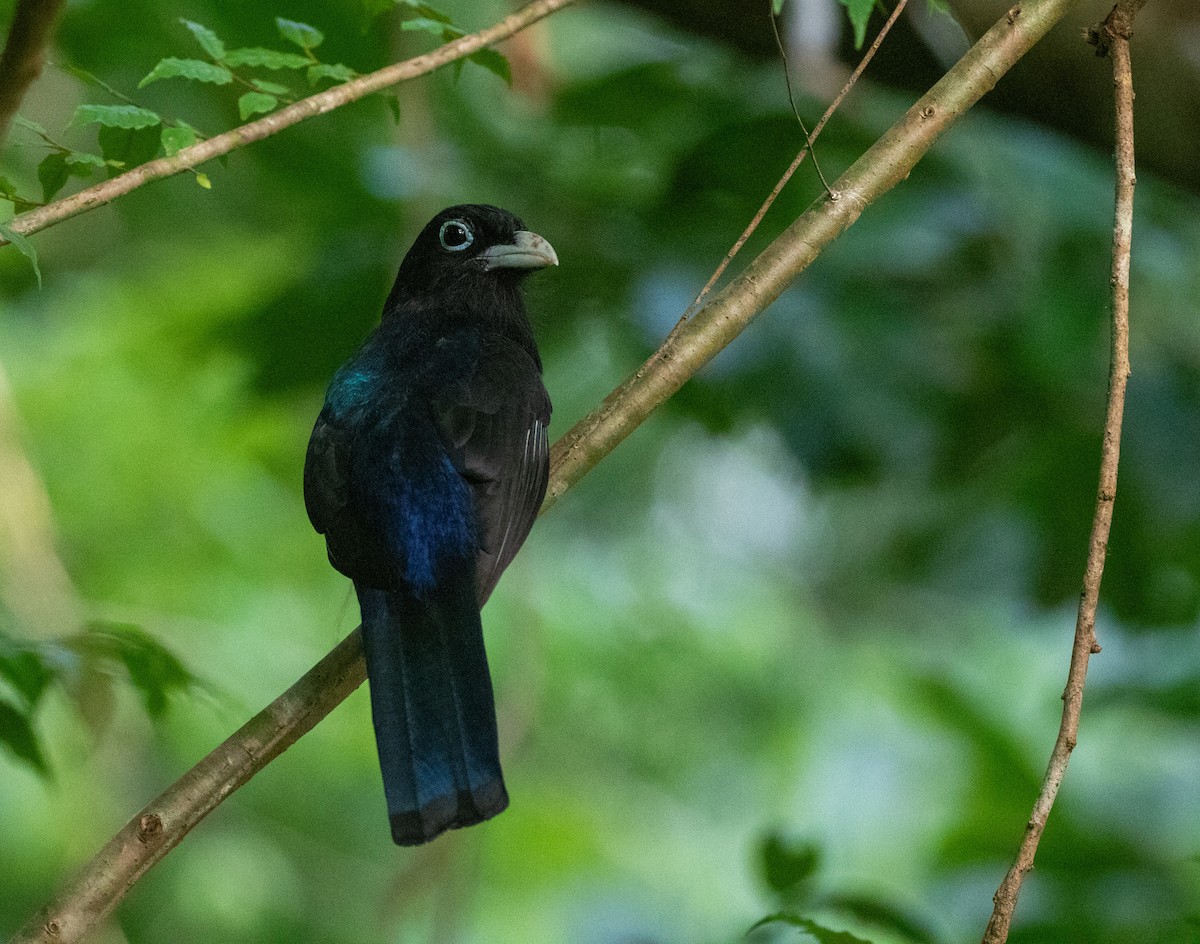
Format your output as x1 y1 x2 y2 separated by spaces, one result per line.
0 0 577 247
11 0 1086 940
0 0 67 147
980 1 1143 940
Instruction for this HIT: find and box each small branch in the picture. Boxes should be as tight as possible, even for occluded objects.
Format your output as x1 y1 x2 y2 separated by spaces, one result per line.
0 0 68 147
980 2 1141 941
671 0 909 336
10 0 1086 940
10 631 368 944
0 0 577 247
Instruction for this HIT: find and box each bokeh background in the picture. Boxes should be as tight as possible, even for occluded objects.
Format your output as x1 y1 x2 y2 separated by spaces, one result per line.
2 1 1199 942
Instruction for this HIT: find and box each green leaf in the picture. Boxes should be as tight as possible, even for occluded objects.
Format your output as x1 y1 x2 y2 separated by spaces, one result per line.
773 0 787 12
759 833 821 899
238 92 279 121
0 635 53 708
399 16 453 35
749 914 875 944
139 57 233 88
65 151 106 168
467 47 511 85
69 103 161 130
276 17 324 51
838 0 875 48
74 622 197 719
824 893 937 944
0 698 49 774
307 62 356 85
161 124 197 157
223 47 312 69
181 19 226 60
37 153 70 202
0 223 41 287
0 176 38 212
195 172 212 189
382 93 401 124
399 0 454 23
97 124 161 173
250 78 290 95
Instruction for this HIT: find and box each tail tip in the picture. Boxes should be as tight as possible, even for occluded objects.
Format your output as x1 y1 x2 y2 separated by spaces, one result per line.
389 781 510 846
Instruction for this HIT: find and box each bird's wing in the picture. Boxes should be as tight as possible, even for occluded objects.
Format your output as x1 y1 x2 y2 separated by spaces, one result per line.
431 336 551 606
304 404 352 539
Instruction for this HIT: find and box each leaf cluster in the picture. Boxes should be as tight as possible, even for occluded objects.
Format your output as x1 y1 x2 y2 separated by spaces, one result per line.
0 621 203 775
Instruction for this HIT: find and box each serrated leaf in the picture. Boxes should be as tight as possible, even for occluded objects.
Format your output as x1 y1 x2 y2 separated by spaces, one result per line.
276 17 324 51
139 57 233 88
250 78 290 95
195 172 212 189
223 47 312 69
0 223 41 287
838 0 875 48
70 103 161 130
37 153 70 202
467 47 511 85
0 698 49 774
307 62 356 85
64 151 106 168
749 914 875 944
182 19 226 60
238 92 278 121
161 124 197 157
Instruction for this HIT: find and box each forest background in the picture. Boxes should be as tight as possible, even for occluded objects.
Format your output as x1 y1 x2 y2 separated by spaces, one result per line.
1 0 1198 942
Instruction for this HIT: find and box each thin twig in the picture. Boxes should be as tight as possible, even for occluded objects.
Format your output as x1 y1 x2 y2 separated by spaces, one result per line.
667 0 909 339
769 5 832 195
0 0 68 147
0 0 578 248
980 1 1143 940
10 0 1086 940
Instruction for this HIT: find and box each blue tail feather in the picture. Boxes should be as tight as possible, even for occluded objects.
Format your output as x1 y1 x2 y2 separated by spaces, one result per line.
356 581 508 845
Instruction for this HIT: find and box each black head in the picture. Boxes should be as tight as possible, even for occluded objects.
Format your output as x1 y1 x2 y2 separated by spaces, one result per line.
386 204 558 312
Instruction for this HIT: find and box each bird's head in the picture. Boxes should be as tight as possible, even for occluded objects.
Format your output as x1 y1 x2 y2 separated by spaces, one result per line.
387 204 558 312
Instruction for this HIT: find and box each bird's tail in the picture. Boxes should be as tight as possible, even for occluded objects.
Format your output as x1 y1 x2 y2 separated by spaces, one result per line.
356 580 508 845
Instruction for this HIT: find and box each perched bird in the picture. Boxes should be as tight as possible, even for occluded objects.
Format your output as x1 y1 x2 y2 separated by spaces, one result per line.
304 205 556 845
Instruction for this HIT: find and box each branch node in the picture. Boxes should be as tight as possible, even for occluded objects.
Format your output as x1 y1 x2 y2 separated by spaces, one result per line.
1006 5 1022 24
137 813 163 842
920 105 936 119
44 920 61 938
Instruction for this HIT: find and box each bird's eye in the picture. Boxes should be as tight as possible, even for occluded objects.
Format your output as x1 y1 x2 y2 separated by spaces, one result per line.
438 220 474 252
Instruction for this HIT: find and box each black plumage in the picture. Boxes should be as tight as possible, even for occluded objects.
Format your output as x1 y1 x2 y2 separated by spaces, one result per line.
304 204 556 845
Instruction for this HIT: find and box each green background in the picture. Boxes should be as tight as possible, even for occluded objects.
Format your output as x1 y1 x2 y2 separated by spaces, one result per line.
2 1 1198 942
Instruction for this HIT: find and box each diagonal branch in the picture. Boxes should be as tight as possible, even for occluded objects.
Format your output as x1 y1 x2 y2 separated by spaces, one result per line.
11 0 1085 941
0 0 577 248
980 0 1144 940
0 0 67 147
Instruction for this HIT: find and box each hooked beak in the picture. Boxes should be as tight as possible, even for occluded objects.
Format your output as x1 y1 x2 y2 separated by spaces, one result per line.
478 230 559 271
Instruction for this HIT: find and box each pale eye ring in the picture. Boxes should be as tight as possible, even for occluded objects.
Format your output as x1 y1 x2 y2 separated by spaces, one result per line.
439 220 474 252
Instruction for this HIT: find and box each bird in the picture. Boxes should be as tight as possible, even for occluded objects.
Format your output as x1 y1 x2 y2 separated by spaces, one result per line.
304 205 556 845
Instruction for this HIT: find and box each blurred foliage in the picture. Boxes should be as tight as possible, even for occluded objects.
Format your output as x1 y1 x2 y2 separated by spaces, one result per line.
2 1 1199 944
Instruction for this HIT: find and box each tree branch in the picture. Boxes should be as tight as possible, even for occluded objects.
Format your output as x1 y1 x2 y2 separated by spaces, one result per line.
981 1 1142 940
0 0 577 248
0 0 67 148
10 0 1086 940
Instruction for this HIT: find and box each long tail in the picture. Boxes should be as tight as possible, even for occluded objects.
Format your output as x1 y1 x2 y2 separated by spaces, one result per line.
355 580 508 845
